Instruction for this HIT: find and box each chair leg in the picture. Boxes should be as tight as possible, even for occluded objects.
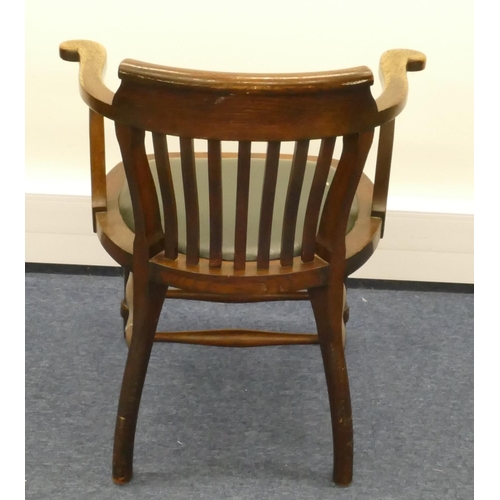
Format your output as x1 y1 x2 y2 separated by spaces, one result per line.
112 279 167 484
309 283 353 486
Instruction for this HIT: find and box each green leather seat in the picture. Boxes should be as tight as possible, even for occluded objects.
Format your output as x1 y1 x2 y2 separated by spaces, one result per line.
119 157 359 261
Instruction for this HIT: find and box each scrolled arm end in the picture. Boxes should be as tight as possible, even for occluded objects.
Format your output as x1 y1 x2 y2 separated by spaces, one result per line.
59 39 106 63
380 49 426 74
404 50 426 72
376 49 426 119
59 39 114 113
59 40 82 62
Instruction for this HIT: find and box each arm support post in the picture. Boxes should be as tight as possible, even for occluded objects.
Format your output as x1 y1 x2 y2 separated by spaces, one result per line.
89 109 107 231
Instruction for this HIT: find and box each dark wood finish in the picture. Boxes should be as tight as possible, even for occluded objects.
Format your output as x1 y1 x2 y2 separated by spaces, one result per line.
154 329 319 347
89 109 107 232
207 140 223 267
149 253 330 296
234 141 252 270
114 59 377 140
125 273 350 346
115 124 163 259
316 132 374 262
113 278 168 484
281 139 309 267
166 288 309 302
152 133 178 259
179 137 199 266
301 137 336 262
112 79 378 142
309 281 352 485
118 60 374 92
257 141 281 269
61 39 425 487
372 119 395 237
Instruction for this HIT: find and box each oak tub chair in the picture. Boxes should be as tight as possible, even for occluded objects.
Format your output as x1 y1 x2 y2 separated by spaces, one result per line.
59 40 425 486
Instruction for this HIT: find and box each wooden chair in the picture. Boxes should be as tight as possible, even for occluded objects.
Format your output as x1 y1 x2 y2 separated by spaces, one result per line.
59 40 425 486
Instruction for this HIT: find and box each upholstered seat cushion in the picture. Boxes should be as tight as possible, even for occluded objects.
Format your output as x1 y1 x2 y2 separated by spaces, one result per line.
119 157 358 261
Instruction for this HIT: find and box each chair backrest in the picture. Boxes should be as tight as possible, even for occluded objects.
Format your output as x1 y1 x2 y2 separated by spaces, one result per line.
59 40 425 273
112 60 380 270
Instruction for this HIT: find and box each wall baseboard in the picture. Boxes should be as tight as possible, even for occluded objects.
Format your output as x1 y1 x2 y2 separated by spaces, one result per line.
25 194 474 284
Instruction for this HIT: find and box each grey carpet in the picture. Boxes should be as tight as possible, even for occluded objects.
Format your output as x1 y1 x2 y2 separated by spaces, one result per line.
25 273 473 499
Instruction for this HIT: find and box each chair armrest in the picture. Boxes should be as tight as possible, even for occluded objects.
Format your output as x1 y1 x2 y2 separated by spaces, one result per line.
60 40 112 230
371 119 395 237
59 40 115 117
371 49 426 236
375 49 426 121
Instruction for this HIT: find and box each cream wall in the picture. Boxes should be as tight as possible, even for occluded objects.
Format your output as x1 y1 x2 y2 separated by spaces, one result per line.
25 0 474 281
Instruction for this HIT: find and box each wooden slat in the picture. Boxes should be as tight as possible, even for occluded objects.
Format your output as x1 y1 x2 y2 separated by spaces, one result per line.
301 137 336 262
317 131 374 259
234 141 252 270
280 140 310 266
371 119 395 237
152 133 178 260
179 137 200 266
153 329 319 347
115 124 163 257
257 141 281 269
207 140 223 267
89 109 107 232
